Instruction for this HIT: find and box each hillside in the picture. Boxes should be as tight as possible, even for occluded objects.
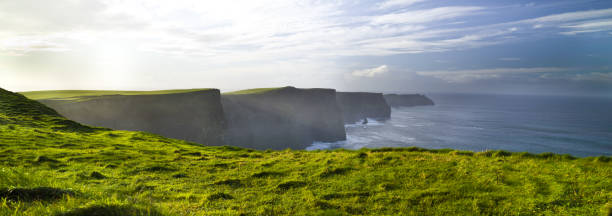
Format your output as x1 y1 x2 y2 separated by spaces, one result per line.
1 88 611 215
34 89 226 146
20 89 213 101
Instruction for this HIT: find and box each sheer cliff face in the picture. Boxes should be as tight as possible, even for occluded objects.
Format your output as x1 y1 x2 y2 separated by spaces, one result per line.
222 87 346 150
383 94 435 107
39 90 226 145
336 92 391 124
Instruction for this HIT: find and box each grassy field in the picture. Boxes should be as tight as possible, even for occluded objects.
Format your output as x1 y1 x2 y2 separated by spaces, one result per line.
1 88 611 215
20 89 214 101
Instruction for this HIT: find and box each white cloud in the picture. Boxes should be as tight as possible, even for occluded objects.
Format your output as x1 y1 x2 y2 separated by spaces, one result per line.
530 8 612 23
0 35 72 56
416 67 571 82
371 7 484 25
0 1 608 61
573 72 612 82
1 0 612 91
377 0 425 9
352 65 389 77
559 19 612 35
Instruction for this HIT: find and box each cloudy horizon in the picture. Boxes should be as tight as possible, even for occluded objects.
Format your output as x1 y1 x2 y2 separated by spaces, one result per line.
1 0 611 96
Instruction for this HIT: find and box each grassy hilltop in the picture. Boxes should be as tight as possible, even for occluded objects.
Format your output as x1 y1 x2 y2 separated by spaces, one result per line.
1 88 611 215
223 88 283 95
20 89 213 101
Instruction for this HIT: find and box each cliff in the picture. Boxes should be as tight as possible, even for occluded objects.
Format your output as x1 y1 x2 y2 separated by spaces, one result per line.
222 87 346 150
336 92 391 124
383 94 435 107
38 90 225 145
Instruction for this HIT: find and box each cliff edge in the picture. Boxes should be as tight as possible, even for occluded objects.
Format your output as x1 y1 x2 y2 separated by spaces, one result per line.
222 87 346 150
336 92 391 124
38 90 226 145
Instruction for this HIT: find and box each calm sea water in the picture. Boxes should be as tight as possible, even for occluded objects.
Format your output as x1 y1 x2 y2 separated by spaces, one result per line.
308 94 612 157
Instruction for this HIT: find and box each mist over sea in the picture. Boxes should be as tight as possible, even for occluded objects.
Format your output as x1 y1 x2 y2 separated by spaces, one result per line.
308 94 612 157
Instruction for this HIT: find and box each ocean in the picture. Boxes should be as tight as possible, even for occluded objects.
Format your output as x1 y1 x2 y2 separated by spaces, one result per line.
308 93 612 157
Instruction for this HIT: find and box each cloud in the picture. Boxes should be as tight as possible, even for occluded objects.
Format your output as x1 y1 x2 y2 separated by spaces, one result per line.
0 35 70 56
416 67 571 82
1 0 612 92
572 72 612 82
377 0 425 9
1 1 609 60
352 65 389 77
559 19 612 35
529 8 612 23
370 7 484 25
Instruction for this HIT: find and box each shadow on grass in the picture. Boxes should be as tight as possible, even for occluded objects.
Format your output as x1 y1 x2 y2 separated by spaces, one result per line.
206 192 234 201
56 204 164 216
0 187 74 202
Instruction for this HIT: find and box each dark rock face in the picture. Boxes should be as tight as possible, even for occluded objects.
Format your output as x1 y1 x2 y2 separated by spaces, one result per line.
222 87 346 150
336 92 391 124
39 90 225 145
383 94 434 107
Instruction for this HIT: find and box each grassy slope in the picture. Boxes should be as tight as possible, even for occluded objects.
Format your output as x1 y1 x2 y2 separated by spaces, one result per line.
1 88 611 215
20 89 214 101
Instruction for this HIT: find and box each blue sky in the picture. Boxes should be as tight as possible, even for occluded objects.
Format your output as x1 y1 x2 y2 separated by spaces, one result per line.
1 0 611 95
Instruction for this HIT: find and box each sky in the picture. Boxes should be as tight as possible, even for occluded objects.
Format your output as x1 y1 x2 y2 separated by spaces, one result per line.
1 0 611 96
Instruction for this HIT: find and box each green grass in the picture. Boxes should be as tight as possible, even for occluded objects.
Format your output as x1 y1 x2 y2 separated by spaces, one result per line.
1 88 611 215
223 87 283 95
20 89 214 101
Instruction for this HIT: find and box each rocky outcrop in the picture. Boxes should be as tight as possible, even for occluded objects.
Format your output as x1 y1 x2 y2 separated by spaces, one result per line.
39 90 225 145
383 94 434 107
336 92 391 124
222 87 346 150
